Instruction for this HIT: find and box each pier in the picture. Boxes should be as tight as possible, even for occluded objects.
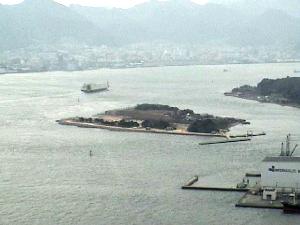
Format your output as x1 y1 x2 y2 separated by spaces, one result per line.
57 119 226 137
182 175 284 210
229 132 266 138
236 193 283 209
182 185 250 192
181 176 249 192
199 137 251 145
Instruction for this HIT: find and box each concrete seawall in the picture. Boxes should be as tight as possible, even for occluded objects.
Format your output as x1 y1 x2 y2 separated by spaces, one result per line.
57 119 225 137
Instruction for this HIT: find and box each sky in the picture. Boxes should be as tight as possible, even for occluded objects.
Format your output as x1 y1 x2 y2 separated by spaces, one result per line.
0 0 210 8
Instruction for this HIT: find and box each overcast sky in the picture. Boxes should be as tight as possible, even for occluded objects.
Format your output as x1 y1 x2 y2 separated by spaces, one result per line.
0 0 210 8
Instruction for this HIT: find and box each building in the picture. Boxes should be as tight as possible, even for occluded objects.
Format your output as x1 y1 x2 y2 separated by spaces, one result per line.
260 135 300 194
262 188 277 201
261 156 300 193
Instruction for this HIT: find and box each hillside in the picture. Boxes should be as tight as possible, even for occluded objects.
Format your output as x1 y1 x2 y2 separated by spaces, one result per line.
225 77 300 107
0 0 111 50
1 0 300 50
72 0 300 47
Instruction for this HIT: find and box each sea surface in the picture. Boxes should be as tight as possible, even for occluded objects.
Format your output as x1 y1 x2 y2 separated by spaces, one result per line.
0 63 300 225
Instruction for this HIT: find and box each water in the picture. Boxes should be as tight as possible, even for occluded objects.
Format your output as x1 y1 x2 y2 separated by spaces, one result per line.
0 63 300 225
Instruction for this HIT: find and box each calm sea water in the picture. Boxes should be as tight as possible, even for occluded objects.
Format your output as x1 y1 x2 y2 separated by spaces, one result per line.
0 63 300 225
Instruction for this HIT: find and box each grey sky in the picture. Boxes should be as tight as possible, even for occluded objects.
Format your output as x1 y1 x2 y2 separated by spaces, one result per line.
0 0 210 8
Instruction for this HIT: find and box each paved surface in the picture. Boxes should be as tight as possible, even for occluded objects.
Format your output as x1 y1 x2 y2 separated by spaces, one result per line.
236 193 283 209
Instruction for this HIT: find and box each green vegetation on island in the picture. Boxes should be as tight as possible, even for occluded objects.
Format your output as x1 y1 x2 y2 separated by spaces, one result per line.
225 77 300 107
70 104 247 134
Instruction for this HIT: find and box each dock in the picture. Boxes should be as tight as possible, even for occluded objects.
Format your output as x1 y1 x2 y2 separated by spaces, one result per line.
182 175 283 210
199 137 251 145
182 185 249 192
236 193 283 209
57 119 225 137
181 176 249 192
230 132 266 138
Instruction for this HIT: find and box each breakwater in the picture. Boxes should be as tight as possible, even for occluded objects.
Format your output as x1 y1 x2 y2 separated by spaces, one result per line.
57 119 226 137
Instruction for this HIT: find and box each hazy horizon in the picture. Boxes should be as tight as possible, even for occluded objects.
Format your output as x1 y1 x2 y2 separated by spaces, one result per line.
0 0 210 8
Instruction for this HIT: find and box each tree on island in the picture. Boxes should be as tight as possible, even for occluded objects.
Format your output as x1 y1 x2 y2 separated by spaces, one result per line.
141 120 170 129
187 118 231 133
118 120 139 128
257 77 300 103
135 104 179 111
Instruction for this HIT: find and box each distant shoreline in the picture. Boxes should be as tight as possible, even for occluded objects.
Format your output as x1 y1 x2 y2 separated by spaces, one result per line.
224 76 300 109
1 60 300 76
225 92 300 109
57 119 226 137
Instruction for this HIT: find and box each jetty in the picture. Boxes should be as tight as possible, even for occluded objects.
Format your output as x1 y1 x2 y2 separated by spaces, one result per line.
181 176 249 192
181 175 282 210
199 137 251 145
229 132 266 138
183 134 300 212
199 131 266 145
57 119 225 137
236 193 283 209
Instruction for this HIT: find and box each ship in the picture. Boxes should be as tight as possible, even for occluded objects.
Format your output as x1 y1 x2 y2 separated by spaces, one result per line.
294 70 300 73
282 193 300 214
81 82 109 93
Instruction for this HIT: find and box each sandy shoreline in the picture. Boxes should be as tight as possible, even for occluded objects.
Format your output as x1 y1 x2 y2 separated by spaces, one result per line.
57 119 226 137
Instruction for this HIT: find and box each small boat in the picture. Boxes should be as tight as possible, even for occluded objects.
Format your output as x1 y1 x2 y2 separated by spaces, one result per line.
81 81 109 93
282 193 300 214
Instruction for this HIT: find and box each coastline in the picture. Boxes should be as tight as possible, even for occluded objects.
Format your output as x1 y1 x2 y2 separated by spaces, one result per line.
1 61 300 76
224 93 300 109
57 119 226 137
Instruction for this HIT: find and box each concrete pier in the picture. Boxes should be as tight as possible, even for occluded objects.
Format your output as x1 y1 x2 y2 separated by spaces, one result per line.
199 138 251 145
236 193 283 209
182 176 249 192
182 185 249 192
57 119 225 137
182 175 284 210
230 132 266 138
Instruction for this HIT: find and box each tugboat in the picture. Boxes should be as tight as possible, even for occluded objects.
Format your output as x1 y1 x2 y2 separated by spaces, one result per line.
81 81 109 93
282 193 300 214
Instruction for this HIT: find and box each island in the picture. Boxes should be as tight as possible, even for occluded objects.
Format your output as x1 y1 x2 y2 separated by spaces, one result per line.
225 77 300 108
57 104 248 136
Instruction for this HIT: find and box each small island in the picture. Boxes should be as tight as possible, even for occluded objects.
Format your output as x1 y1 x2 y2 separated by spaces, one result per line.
57 104 248 136
225 77 300 108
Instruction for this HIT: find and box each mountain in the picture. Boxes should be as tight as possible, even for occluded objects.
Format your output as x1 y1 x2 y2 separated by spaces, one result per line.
217 0 300 18
0 0 110 50
1 0 300 50
233 9 300 47
72 0 300 48
71 1 248 45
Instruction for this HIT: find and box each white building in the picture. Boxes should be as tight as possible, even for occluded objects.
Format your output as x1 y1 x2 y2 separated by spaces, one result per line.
262 188 277 201
261 156 300 193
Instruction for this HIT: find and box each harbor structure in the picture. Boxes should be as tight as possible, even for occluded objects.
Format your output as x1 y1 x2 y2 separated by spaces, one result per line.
183 134 300 212
261 134 300 196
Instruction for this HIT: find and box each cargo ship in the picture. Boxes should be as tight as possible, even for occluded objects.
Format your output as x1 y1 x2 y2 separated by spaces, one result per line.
81 82 109 93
